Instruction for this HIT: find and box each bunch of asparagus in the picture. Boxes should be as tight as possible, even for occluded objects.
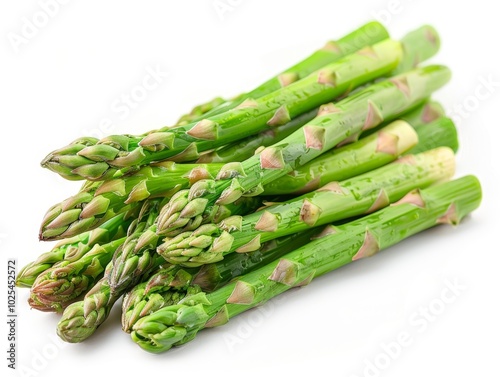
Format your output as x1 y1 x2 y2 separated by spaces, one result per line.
17 21 481 353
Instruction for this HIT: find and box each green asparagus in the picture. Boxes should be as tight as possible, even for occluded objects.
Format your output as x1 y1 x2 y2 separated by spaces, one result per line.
56 194 262 341
17 213 131 288
39 99 446 242
261 120 418 195
176 97 226 126
409 117 459 154
131 175 482 353
122 229 318 332
263 115 457 195
122 119 458 329
156 65 452 236
41 38 404 181
28 237 126 313
196 108 318 163
56 254 164 343
158 147 455 266
56 199 169 342
107 199 166 294
39 162 223 241
178 22 390 124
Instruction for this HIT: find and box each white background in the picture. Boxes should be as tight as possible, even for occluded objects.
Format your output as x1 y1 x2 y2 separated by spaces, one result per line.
1 1 499 376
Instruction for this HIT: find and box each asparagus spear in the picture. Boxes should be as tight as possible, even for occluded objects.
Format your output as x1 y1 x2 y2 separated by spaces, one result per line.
197 23 444 165
107 197 262 294
156 65 452 236
196 108 318 163
263 115 456 195
17 214 131 288
409 117 459 154
56 254 165 343
131 175 482 353
39 162 223 241
158 147 455 266
175 23 387 125
176 97 226 126
392 25 440 75
57 266 120 343
363 99 444 138
107 199 166 294
196 97 443 164
28 237 126 313
121 265 201 333
261 120 418 195
176 22 389 125
122 229 318 332
41 38 404 181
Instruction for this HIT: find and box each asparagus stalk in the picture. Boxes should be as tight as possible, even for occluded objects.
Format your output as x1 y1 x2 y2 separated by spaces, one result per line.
121 229 318 332
28 237 126 313
176 97 226 126
363 99 445 138
196 97 443 165
197 24 444 166
39 162 223 241
156 65 452 236
196 108 318 163
131 175 482 353
17 214 131 288
56 254 165 343
121 265 201 333
107 199 166 294
261 120 418 195
409 117 459 154
337 25 441 106
392 25 440 75
158 147 455 266
176 21 389 125
203 24 438 121
107 196 263 294
57 266 121 343
41 38 404 181
263 115 456 195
